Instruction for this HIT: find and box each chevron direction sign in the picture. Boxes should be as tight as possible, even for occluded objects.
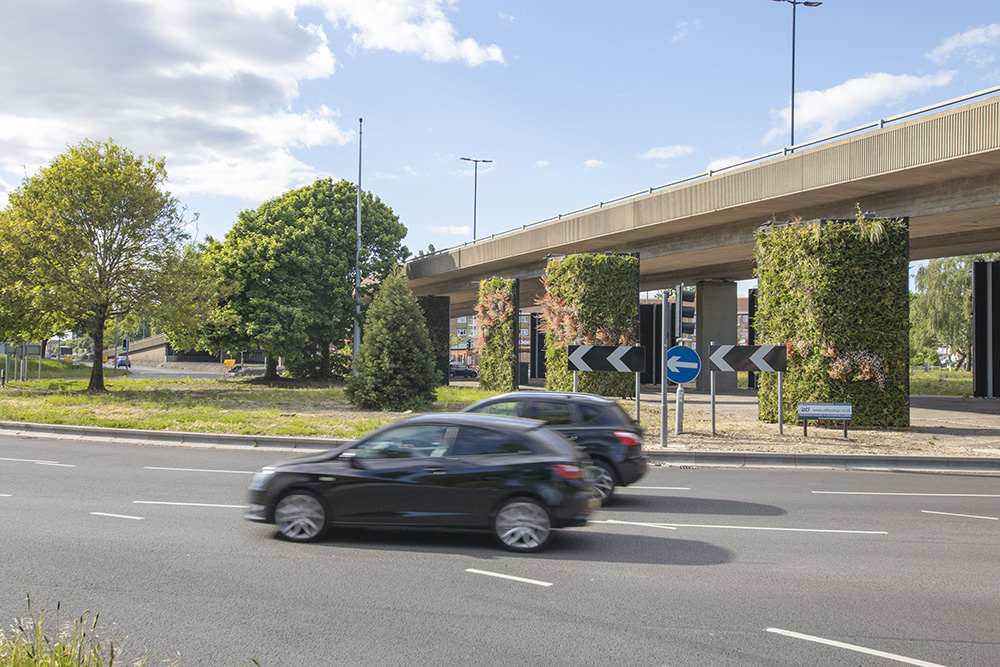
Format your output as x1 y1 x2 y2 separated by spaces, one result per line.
709 345 787 373
567 345 646 372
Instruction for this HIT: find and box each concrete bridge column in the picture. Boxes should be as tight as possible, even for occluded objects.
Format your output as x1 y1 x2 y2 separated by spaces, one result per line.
695 280 737 391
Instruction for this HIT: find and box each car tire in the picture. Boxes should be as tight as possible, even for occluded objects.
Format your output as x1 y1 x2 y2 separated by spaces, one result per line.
586 460 616 505
274 491 327 542
493 498 552 553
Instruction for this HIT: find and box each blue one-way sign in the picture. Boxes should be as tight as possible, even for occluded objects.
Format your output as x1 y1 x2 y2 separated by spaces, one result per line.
665 345 701 384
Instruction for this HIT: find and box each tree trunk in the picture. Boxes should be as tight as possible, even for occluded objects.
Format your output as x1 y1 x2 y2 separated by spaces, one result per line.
87 321 107 392
264 356 279 380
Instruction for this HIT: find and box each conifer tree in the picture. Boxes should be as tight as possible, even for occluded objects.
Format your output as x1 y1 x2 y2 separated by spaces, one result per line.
347 268 440 411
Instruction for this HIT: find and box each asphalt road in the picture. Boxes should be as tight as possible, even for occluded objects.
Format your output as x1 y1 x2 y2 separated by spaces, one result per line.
1 435 998 666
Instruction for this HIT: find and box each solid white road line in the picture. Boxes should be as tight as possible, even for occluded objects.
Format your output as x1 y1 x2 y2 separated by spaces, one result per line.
132 500 245 508
91 512 144 520
0 493 11 497
921 510 998 521
814 491 1000 497
592 520 678 530
465 569 553 587
0 457 73 467
143 466 254 474
595 519 885 534
625 486 691 491
766 627 948 667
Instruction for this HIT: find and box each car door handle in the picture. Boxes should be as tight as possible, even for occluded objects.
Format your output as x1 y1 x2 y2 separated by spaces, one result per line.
423 466 447 474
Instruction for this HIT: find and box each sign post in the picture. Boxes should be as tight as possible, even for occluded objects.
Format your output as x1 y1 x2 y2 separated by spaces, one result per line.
708 344 788 433
665 345 701 434
568 345 646 425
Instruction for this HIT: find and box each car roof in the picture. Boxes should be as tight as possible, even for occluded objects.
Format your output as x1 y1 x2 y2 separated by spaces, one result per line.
393 411 544 433
471 390 616 406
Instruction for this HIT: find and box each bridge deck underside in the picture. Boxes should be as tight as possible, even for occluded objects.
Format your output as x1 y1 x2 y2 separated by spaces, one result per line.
407 96 1000 314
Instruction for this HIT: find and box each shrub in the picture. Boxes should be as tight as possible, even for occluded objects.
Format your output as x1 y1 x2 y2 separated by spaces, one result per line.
346 268 440 411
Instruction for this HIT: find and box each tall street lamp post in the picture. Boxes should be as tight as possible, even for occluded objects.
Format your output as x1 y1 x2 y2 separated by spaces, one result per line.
460 156 491 240
773 0 821 148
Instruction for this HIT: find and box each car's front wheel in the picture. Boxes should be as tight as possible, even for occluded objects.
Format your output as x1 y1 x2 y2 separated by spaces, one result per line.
586 460 616 505
274 491 327 542
493 498 552 552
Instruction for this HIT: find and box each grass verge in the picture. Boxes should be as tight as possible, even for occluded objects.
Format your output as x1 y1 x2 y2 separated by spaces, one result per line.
0 376 496 439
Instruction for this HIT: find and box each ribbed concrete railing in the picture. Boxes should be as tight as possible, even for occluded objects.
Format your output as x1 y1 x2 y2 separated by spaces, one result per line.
420 85 1000 259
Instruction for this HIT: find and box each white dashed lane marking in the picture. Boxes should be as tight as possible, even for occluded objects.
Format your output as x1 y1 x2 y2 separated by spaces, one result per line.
466 569 553 587
766 627 948 666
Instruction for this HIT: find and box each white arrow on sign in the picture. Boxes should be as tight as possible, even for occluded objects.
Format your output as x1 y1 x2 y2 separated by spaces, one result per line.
608 346 631 372
750 346 776 372
709 345 735 372
667 354 699 374
569 345 593 371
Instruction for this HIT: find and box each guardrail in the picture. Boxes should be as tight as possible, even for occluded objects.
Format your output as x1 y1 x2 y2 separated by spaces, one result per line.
417 85 1000 259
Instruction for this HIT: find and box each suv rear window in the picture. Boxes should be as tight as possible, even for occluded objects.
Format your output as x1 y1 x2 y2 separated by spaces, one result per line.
580 402 635 428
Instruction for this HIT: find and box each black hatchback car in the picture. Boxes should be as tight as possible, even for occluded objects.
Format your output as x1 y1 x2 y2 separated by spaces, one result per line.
462 391 647 503
245 413 595 552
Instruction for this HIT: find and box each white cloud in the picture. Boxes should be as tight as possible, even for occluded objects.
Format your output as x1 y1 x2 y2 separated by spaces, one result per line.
763 71 955 144
499 12 514 24
671 20 689 43
926 24 1000 66
317 0 504 66
426 224 470 235
707 155 743 173
583 159 605 169
534 160 550 168
639 145 693 161
0 0 504 206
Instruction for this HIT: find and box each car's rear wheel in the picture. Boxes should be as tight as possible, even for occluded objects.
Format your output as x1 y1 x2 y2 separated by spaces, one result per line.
493 498 551 552
586 460 616 505
274 491 327 542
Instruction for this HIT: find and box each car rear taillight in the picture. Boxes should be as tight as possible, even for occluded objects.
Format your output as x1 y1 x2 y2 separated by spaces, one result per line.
613 431 642 447
551 463 583 480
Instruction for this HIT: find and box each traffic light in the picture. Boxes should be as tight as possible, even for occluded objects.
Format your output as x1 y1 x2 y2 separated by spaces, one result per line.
667 284 695 347
121 337 129 352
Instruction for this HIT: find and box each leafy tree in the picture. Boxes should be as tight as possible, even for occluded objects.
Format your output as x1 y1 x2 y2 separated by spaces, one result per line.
155 239 223 353
1 139 188 392
911 253 1000 370
347 268 439 411
208 179 408 379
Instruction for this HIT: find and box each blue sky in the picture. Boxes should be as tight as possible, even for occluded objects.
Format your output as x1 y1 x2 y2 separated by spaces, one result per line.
1 1 998 275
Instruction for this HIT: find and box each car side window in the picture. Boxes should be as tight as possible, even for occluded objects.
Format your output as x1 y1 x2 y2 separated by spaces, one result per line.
355 425 450 459
451 426 533 456
525 401 574 425
580 404 602 424
474 401 522 417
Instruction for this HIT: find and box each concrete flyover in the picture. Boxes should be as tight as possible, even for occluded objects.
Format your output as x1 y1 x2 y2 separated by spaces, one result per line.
406 91 1000 314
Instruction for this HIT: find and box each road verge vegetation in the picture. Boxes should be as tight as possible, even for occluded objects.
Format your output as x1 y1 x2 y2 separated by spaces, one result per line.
0 377 495 439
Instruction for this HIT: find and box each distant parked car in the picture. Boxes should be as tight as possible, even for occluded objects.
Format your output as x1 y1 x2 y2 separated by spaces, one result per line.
462 391 647 504
245 413 595 552
449 362 478 379
115 357 131 368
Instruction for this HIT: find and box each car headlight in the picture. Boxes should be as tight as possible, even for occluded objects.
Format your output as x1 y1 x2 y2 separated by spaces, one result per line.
248 467 276 491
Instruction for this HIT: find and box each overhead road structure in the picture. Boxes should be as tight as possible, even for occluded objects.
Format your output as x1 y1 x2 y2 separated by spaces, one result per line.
406 88 1000 314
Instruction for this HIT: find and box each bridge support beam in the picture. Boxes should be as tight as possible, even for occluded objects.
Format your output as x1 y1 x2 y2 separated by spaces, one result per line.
695 280 737 392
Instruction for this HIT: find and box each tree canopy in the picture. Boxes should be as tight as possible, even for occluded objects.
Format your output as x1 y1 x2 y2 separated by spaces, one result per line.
0 139 188 391
207 178 408 378
911 253 1000 369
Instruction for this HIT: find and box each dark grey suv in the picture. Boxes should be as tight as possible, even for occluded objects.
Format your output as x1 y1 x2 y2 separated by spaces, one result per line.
462 391 647 503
